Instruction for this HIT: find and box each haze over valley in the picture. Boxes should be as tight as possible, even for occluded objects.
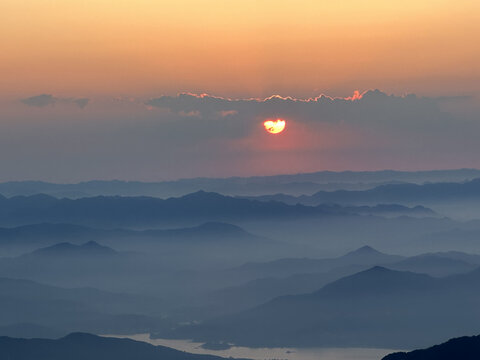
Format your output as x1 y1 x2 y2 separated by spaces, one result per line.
1 170 480 359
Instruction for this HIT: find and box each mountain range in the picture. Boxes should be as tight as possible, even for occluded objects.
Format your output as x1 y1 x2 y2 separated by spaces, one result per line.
202 246 480 315
244 178 480 207
0 221 266 256
0 191 436 228
168 265 480 349
0 277 168 338
225 245 480 281
231 245 404 278
1 169 478 198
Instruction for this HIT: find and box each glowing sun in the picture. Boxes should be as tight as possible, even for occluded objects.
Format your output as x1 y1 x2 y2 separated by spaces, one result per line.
264 119 286 134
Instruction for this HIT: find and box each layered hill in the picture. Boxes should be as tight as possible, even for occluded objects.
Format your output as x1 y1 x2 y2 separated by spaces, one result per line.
245 178 480 207
169 266 480 349
0 277 167 337
0 191 436 227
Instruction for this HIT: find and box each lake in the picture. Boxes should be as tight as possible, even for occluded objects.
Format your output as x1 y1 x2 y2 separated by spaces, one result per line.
103 334 400 360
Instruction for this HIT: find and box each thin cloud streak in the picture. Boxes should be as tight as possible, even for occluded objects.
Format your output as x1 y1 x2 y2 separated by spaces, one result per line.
21 94 90 109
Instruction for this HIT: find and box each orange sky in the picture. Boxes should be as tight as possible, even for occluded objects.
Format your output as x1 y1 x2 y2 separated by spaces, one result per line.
1 0 479 99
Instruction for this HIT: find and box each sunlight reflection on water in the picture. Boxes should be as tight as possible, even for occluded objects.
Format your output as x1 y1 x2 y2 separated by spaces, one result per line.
103 333 399 360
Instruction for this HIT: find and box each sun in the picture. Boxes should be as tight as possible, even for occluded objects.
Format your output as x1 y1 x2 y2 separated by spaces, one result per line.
264 119 286 134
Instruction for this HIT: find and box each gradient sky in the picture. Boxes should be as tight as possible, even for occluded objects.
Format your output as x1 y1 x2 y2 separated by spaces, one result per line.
1 1 480 181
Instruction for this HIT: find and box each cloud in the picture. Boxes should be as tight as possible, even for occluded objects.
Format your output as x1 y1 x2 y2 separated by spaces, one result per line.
73 98 90 108
219 110 238 117
21 94 90 108
178 110 201 117
3 89 480 181
145 90 453 131
21 94 56 107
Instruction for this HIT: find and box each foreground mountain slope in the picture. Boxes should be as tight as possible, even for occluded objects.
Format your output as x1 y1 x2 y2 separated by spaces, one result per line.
383 334 480 360
0 332 235 360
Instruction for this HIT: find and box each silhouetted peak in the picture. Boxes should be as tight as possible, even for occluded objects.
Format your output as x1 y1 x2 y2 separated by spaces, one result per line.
317 266 434 297
339 246 393 262
77 241 116 254
82 240 105 248
346 265 433 283
347 245 382 256
365 265 393 273
32 241 116 256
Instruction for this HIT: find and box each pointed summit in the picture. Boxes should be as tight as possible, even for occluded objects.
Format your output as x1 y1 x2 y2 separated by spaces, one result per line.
339 245 404 265
346 245 382 256
318 266 434 297
31 241 116 257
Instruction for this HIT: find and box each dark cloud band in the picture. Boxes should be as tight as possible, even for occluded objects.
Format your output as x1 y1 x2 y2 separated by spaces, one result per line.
145 90 450 129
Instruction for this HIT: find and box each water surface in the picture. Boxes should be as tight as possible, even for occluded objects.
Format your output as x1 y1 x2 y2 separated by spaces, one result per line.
104 333 398 360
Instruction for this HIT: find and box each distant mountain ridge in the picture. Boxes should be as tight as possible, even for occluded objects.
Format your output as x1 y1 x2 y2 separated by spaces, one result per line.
245 178 480 206
0 221 253 242
0 222 263 256
231 245 405 278
141 221 252 239
0 169 479 198
0 191 436 227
